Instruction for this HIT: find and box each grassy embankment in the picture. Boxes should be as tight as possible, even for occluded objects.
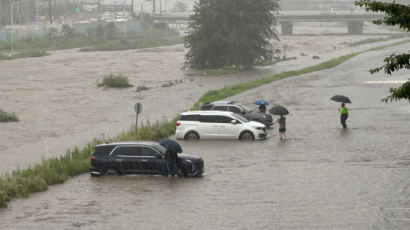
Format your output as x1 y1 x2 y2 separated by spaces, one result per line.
80 30 182 52
0 50 49 61
0 39 409 208
0 29 182 61
343 33 410 46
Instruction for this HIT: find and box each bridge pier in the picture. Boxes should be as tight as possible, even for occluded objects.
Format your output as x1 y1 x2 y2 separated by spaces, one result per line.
280 22 293 35
347 21 363 34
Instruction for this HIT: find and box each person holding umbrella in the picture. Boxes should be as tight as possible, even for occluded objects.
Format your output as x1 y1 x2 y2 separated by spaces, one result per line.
269 105 289 140
339 103 349 129
159 138 182 178
330 95 351 129
254 100 268 113
277 115 286 139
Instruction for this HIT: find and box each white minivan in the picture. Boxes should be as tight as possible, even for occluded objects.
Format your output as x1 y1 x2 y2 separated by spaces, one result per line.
175 111 267 140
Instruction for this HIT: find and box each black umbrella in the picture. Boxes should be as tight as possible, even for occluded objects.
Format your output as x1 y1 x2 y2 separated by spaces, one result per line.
269 105 289 115
330 95 351 103
159 138 183 153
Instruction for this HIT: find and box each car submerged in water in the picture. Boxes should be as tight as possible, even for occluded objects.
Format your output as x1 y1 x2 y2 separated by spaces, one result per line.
90 141 204 177
198 101 273 127
175 110 267 140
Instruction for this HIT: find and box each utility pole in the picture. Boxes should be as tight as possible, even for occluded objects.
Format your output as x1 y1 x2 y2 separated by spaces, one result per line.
49 0 52 24
123 0 126 39
131 0 134 15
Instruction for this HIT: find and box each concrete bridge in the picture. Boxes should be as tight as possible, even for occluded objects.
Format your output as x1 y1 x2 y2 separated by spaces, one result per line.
277 11 386 35
150 11 386 35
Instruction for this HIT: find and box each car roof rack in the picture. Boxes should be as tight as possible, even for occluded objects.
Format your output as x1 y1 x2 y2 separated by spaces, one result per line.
213 100 235 104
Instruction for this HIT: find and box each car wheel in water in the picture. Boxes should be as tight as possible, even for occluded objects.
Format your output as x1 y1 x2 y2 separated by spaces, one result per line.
178 168 188 177
90 168 104 177
184 131 200 140
115 166 125 176
239 131 254 140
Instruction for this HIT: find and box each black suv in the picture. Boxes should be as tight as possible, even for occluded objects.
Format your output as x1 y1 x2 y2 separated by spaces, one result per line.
198 101 273 127
90 141 204 177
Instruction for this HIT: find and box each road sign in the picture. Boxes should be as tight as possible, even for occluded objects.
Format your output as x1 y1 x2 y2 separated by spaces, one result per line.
134 102 142 114
134 102 142 138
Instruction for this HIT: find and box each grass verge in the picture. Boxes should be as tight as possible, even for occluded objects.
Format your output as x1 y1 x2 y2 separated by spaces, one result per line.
0 50 49 61
0 39 409 208
80 37 183 52
343 33 410 47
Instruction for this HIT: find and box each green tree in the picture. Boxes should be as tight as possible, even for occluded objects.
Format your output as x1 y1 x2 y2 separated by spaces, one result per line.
356 0 410 102
185 0 279 69
61 24 75 38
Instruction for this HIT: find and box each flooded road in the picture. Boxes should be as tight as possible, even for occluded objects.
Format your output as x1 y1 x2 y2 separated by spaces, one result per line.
0 45 409 229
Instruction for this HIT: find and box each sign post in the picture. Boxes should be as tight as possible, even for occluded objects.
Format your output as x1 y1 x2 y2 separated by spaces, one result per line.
134 102 142 138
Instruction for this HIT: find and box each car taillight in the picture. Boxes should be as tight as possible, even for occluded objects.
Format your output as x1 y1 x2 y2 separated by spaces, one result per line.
91 155 97 160
176 122 181 126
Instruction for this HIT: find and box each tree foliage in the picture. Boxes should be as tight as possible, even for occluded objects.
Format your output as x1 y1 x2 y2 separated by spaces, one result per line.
356 0 410 102
184 0 279 69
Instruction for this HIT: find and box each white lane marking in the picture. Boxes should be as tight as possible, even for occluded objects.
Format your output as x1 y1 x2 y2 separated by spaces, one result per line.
364 80 407 84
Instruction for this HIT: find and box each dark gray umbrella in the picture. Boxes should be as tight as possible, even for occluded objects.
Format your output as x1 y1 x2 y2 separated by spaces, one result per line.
159 138 183 153
269 105 289 115
330 95 351 103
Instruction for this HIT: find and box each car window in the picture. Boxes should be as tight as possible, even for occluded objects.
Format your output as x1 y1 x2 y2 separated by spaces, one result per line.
216 115 232 123
238 104 252 113
213 106 228 111
180 114 200 121
140 147 160 157
113 146 142 156
94 145 116 156
229 106 242 113
200 115 219 123
200 104 213 110
231 113 248 123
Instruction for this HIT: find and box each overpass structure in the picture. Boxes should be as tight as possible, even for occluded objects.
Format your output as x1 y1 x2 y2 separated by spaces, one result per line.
150 11 387 35
277 11 386 35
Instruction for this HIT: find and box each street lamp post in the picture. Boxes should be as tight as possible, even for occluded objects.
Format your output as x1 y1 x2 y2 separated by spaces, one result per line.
123 0 127 39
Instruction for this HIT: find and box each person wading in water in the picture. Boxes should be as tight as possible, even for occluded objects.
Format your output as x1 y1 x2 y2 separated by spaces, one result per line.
339 103 349 128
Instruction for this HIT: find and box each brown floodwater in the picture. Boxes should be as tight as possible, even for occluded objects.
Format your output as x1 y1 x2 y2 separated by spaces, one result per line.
0 44 409 230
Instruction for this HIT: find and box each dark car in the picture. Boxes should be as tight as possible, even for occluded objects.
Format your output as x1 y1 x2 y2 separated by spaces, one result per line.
90 141 204 177
198 101 273 127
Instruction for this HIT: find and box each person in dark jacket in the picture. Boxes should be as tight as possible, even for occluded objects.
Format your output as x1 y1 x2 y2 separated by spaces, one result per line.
258 104 267 113
339 103 349 128
166 150 179 177
277 115 286 139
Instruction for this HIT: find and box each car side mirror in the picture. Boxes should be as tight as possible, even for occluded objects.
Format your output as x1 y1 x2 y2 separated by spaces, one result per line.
231 120 237 124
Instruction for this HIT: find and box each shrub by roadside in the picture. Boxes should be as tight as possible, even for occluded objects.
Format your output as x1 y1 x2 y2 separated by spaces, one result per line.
97 73 133 88
0 108 19 122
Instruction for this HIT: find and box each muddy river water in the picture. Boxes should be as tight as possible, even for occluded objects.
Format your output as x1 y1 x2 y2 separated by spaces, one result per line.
0 45 409 229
